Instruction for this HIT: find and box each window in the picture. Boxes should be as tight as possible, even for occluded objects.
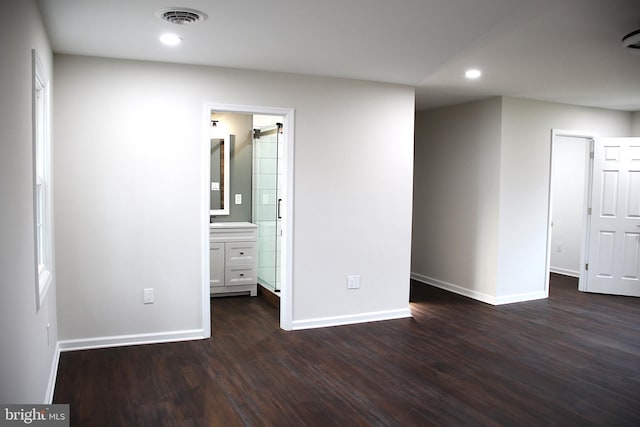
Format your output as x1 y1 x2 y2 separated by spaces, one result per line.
33 49 52 310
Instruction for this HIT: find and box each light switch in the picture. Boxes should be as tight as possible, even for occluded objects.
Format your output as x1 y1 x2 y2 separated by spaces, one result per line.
144 288 154 304
211 182 220 191
235 194 242 205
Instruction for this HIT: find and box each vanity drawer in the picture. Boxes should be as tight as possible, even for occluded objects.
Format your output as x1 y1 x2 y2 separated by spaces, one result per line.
225 243 257 265
225 265 257 286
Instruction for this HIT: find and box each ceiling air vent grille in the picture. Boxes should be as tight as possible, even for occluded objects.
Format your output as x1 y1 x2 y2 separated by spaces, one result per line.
158 8 208 25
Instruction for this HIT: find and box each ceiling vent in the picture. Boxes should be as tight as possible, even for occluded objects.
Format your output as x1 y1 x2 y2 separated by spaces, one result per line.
157 8 208 25
622 29 640 55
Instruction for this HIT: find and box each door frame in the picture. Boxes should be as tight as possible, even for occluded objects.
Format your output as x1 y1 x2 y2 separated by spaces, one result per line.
545 129 596 295
201 103 295 334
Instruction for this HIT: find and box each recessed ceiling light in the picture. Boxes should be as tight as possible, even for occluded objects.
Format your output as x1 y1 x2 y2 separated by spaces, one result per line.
159 33 182 46
465 69 482 79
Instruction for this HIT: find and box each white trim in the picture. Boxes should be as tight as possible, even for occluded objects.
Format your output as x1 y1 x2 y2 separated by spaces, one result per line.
411 272 497 305
493 290 547 305
58 329 206 352
280 109 294 331
410 272 547 305
291 308 411 330
549 267 580 278
44 342 61 404
46 330 205 401
32 49 53 311
547 129 596 294
201 110 212 339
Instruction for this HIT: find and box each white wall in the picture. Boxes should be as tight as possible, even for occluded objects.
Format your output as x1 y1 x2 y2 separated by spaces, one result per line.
413 96 632 305
412 98 502 302
54 55 415 341
550 136 590 276
498 97 632 300
632 111 640 136
0 0 58 403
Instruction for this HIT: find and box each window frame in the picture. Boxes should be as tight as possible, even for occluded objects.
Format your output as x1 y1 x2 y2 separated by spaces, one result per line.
32 49 52 310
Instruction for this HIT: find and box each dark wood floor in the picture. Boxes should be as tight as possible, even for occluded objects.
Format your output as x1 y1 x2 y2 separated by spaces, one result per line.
54 274 640 426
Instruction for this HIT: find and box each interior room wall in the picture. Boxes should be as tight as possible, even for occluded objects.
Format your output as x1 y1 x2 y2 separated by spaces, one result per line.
210 112 253 223
632 111 640 135
0 0 58 403
550 136 589 277
498 97 632 301
412 98 502 302
54 54 415 341
413 96 632 305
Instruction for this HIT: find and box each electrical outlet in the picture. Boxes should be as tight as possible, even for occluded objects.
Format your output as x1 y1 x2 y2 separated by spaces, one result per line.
144 288 154 304
347 275 360 289
235 194 242 205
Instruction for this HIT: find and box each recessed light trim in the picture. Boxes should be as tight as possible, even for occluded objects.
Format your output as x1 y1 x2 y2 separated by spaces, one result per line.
465 69 482 79
159 33 182 46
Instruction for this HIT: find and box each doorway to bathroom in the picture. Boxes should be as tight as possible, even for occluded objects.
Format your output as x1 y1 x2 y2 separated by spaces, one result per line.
202 103 294 332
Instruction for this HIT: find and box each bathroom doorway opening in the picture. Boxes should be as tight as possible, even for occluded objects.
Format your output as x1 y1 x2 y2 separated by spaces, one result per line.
202 103 294 333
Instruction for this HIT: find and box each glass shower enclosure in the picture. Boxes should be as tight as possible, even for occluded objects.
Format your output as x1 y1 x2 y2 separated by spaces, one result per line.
252 121 283 293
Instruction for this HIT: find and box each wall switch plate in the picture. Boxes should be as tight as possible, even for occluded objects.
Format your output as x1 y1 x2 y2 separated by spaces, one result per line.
235 194 242 205
144 288 154 304
211 182 220 191
347 275 360 289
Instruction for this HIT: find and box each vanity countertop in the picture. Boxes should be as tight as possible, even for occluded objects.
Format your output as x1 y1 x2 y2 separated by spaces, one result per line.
210 221 257 229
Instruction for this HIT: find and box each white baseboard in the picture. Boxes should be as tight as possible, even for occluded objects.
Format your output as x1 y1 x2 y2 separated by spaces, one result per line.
493 290 548 305
291 308 412 330
410 272 547 306
58 328 207 352
411 272 497 305
549 267 580 278
45 329 207 403
44 342 61 404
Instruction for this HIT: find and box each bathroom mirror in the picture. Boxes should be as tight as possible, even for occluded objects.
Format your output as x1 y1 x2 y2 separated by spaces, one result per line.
210 132 230 216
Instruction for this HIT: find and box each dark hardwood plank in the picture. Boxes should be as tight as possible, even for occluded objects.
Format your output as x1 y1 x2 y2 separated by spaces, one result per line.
54 275 640 426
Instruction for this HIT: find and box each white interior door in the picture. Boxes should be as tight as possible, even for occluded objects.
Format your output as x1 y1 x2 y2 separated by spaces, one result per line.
585 137 640 296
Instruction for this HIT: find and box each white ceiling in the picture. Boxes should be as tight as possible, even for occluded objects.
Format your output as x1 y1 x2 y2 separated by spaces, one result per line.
38 0 640 111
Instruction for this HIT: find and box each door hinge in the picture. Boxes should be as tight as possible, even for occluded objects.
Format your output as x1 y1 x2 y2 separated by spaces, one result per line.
590 151 594 159
585 263 589 271
587 207 592 215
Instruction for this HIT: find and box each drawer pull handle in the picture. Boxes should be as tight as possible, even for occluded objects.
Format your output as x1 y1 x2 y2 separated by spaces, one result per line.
240 252 244 255
240 273 244 277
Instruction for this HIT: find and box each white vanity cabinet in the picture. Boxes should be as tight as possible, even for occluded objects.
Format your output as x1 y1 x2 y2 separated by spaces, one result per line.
210 222 258 297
